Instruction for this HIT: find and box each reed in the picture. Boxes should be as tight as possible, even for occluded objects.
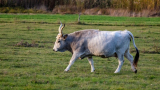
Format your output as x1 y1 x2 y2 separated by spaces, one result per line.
0 0 160 11
0 0 160 16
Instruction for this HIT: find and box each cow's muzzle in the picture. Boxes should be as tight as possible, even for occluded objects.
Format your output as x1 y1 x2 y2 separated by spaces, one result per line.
53 49 57 52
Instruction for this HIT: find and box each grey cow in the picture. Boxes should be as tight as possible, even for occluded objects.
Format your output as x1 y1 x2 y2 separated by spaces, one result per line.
53 23 139 73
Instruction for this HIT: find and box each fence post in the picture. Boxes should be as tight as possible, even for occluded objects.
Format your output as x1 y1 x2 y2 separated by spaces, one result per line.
78 13 81 23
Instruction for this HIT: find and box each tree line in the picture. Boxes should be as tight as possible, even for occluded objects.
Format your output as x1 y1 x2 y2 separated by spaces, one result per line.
0 0 160 12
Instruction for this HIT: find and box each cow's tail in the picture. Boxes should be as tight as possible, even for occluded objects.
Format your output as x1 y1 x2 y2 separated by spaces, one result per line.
127 31 139 67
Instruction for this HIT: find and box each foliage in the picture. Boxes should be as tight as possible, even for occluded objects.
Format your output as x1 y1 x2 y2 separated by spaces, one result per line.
0 0 160 13
0 14 160 89
0 7 47 13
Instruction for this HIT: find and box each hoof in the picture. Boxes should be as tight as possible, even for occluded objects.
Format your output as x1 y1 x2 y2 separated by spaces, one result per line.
114 71 120 73
64 69 69 72
134 70 137 73
91 70 95 72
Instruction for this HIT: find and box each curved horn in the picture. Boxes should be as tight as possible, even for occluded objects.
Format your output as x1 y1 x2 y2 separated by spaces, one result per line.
61 24 65 32
58 23 65 35
58 23 63 35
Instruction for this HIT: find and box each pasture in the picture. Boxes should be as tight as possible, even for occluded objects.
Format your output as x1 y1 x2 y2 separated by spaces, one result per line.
0 14 160 90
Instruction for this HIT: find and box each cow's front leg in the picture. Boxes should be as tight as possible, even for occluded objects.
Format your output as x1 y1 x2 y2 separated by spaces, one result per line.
64 53 79 72
87 57 95 72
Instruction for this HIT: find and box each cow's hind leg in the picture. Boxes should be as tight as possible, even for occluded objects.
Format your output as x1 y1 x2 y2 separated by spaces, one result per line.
124 50 137 73
114 54 124 73
87 57 95 72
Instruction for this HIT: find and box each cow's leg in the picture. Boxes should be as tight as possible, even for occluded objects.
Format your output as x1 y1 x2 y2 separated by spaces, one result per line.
87 57 95 72
64 53 79 72
124 50 137 73
114 54 124 73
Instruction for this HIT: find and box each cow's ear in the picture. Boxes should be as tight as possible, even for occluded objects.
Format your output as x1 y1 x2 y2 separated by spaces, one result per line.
63 34 68 40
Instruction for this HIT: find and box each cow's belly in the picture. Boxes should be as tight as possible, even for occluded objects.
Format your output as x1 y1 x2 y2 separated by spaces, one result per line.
88 37 116 57
90 46 116 57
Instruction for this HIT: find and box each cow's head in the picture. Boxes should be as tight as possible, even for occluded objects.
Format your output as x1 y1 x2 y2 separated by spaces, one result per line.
53 23 68 52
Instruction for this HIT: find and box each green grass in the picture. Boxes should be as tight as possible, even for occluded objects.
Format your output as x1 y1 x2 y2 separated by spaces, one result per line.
0 14 160 26
0 14 160 90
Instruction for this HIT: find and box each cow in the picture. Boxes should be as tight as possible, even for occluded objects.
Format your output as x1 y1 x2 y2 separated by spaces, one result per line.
53 23 139 73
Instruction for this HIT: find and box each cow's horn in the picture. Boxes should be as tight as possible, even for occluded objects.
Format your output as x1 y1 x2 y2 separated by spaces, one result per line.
58 23 63 35
58 22 65 36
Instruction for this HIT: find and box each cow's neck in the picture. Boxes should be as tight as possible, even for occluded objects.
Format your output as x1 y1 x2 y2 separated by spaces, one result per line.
65 35 74 54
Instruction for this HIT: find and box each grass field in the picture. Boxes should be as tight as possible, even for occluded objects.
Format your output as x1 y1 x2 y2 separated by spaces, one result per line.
0 14 160 90
1 14 160 26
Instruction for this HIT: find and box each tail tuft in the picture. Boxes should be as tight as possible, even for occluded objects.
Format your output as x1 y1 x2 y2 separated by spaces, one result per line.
133 48 139 67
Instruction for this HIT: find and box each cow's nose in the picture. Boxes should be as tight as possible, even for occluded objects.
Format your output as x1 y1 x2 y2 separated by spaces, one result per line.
53 49 57 52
